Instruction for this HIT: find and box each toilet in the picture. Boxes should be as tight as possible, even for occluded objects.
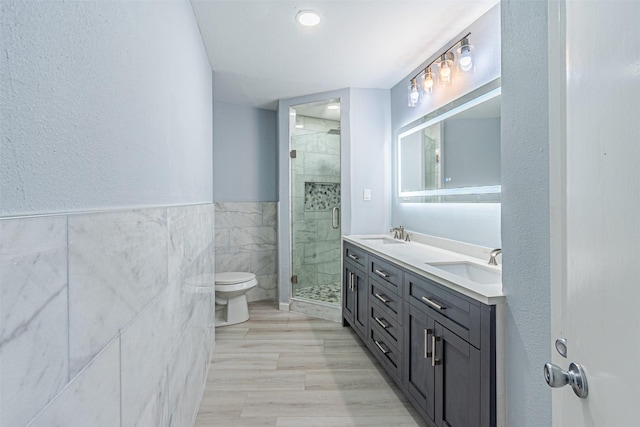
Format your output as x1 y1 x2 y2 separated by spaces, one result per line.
215 272 258 327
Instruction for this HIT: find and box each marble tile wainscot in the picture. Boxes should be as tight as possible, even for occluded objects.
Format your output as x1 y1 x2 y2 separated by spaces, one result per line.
214 202 278 302
0 203 216 427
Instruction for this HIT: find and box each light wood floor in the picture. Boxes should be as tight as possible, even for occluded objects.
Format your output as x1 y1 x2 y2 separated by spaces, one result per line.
195 301 427 427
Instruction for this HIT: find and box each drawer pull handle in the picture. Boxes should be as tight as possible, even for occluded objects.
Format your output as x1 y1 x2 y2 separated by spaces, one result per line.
374 316 389 329
374 269 390 279
348 253 359 261
432 335 440 366
374 340 390 354
374 293 390 304
424 328 433 359
421 296 445 310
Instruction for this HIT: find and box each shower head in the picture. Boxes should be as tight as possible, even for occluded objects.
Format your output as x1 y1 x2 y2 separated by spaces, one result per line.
327 129 341 135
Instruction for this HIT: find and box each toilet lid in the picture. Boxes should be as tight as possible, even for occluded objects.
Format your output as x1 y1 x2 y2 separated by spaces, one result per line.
215 271 256 285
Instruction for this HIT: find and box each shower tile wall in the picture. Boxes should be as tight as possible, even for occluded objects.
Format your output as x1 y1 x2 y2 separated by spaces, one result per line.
0 204 215 427
214 202 278 302
292 116 341 292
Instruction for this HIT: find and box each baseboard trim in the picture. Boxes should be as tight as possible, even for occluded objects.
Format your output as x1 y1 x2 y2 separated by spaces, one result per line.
279 302 290 312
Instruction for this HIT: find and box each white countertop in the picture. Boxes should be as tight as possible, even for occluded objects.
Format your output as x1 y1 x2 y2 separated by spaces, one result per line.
343 234 505 305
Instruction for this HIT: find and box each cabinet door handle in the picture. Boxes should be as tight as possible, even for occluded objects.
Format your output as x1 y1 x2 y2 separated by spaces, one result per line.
349 272 355 291
374 269 390 279
374 293 390 304
421 296 445 310
374 340 390 354
374 316 389 329
424 328 433 359
348 253 359 261
432 335 440 367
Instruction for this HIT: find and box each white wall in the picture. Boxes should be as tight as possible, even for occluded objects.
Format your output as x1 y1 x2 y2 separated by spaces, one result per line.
0 0 213 216
501 0 551 424
390 5 501 248
213 103 277 202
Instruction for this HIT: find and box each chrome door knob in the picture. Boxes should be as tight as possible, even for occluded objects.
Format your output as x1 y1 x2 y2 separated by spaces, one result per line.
544 362 589 399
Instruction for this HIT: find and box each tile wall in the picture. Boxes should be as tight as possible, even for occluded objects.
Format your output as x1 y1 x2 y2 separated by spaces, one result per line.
0 203 216 427
291 116 342 291
214 202 278 302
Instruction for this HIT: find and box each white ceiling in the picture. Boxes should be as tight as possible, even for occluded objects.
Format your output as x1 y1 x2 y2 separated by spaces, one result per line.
191 0 498 111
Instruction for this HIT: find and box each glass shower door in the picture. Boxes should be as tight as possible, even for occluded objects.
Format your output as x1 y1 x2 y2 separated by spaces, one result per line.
290 110 342 306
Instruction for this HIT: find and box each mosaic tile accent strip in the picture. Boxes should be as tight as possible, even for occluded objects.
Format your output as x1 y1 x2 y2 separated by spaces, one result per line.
304 182 340 211
294 282 341 304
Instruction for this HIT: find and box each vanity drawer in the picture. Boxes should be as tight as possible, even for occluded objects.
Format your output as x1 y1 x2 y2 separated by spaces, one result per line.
370 302 402 348
405 272 481 348
370 280 401 320
369 255 402 291
344 242 368 270
369 324 401 381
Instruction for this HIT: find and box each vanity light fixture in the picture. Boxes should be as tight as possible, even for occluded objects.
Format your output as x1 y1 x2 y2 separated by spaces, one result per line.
296 10 321 27
406 32 474 107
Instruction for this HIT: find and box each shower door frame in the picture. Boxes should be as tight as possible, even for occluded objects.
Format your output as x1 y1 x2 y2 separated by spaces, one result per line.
289 107 342 307
276 89 351 316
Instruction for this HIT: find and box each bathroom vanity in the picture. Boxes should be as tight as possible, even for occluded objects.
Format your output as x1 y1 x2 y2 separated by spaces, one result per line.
342 235 504 427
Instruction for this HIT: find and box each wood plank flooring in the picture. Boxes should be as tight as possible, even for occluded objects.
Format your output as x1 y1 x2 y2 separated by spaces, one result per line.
195 301 427 427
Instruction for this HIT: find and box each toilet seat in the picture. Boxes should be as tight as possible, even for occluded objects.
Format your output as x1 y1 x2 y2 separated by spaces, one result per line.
215 272 256 285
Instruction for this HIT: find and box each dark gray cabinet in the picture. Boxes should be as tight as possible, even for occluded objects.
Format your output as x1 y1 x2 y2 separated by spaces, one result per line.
343 243 368 339
405 303 436 423
342 241 496 427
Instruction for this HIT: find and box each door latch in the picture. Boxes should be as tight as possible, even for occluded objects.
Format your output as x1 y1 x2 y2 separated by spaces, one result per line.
543 362 588 399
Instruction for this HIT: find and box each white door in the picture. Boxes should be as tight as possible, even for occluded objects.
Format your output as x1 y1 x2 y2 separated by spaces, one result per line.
548 1 640 425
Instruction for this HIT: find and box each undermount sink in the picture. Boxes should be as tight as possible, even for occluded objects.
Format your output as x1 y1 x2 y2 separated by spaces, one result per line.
359 237 405 244
427 261 501 285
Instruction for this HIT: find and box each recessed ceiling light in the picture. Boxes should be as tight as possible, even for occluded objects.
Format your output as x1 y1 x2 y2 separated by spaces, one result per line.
296 10 321 27
327 104 340 110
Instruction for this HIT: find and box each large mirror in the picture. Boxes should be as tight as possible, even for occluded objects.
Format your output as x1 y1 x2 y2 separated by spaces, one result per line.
398 80 501 202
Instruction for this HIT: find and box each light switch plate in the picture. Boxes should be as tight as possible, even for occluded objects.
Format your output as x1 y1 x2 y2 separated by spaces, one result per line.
363 189 371 201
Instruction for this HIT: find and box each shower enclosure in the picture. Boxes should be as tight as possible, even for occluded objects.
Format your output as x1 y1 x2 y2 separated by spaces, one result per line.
289 99 342 316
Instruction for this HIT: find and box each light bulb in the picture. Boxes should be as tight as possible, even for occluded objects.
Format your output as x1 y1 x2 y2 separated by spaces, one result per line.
408 80 420 107
438 53 453 84
410 86 419 102
440 63 451 80
422 69 434 94
459 50 472 69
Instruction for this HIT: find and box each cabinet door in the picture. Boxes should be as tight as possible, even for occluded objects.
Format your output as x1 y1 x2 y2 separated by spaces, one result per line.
353 267 368 338
343 262 356 325
404 303 436 423
434 323 481 427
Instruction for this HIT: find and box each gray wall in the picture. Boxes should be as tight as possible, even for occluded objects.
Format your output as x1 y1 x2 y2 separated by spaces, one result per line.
501 0 551 425
213 103 278 202
0 0 213 216
390 5 501 248
349 88 392 235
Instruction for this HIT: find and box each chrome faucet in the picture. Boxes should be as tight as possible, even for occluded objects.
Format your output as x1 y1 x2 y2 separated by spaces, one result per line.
488 248 502 266
390 225 405 240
